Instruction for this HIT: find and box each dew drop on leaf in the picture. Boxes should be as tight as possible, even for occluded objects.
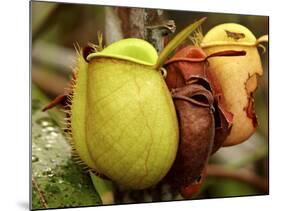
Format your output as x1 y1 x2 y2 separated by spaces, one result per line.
32 155 39 163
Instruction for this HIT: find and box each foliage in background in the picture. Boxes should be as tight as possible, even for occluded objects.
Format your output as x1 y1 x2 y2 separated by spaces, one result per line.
32 86 101 209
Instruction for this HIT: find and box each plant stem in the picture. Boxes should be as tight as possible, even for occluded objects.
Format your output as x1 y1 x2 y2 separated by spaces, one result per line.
206 164 268 193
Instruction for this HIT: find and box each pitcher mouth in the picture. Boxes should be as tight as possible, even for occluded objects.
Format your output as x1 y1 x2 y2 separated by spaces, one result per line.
201 35 268 49
86 38 158 67
200 41 257 48
87 52 156 67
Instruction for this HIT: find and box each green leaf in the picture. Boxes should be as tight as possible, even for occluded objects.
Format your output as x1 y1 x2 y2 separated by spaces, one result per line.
32 85 101 210
90 172 115 205
154 17 206 70
205 178 260 197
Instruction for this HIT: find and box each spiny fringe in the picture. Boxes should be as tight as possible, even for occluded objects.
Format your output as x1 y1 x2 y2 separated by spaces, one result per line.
60 43 89 171
87 168 107 178
62 40 105 174
189 25 204 46
258 43 267 54
87 31 104 53
61 110 72 115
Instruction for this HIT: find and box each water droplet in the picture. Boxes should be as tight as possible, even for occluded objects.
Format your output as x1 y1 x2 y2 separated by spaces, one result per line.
43 168 55 178
42 127 53 133
35 147 42 152
43 168 50 174
36 117 55 128
48 173 55 178
49 131 58 137
32 155 39 162
44 143 52 150
41 121 49 127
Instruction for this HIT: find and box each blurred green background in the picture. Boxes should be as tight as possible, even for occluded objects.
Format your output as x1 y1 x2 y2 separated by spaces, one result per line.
31 1 268 209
